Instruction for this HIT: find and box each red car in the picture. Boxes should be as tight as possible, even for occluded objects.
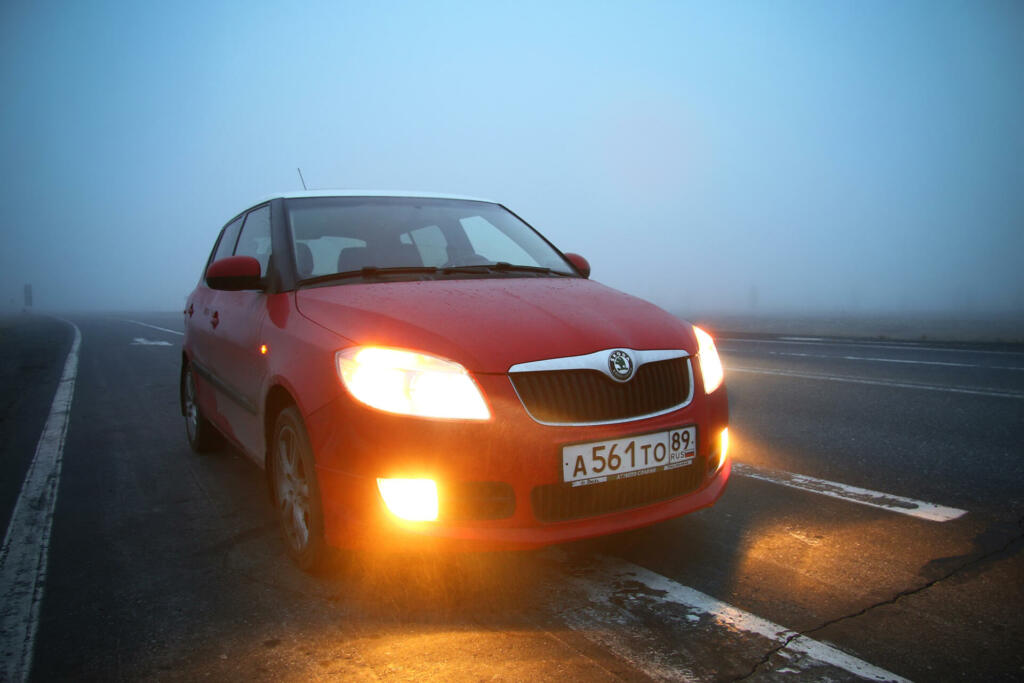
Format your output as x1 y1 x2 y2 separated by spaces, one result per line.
181 192 730 570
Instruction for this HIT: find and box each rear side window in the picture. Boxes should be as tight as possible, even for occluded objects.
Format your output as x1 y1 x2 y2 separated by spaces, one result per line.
235 205 272 276
212 216 243 263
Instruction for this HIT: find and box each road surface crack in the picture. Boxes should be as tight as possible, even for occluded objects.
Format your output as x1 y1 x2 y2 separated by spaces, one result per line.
733 515 1024 681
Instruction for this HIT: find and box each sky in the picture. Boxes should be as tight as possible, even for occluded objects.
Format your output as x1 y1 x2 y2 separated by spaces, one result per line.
1 0 1022 316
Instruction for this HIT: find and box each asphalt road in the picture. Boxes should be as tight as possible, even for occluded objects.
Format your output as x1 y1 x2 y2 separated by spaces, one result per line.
2 313 1022 681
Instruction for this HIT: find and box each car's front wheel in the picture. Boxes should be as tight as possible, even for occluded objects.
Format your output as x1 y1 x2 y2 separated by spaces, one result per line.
270 406 327 572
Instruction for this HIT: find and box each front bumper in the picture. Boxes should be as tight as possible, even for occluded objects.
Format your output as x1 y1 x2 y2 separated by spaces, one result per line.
306 372 730 551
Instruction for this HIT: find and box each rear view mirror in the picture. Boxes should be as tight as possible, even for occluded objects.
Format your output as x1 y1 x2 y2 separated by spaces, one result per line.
564 253 591 279
206 256 263 291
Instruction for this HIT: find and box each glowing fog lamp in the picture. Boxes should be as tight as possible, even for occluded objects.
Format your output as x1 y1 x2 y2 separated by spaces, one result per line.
694 326 724 394
336 347 490 420
377 478 439 522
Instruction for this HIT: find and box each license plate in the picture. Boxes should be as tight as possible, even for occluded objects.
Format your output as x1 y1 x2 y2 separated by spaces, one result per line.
562 426 697 487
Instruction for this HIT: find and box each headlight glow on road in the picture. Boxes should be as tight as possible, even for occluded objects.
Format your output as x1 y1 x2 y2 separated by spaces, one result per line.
694 326 724 394
336 346 490 420
377 478 439 521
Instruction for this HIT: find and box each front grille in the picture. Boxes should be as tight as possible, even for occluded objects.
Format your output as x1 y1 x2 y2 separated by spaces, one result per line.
531 462 705 523
440 481 515 521
510 357 691 424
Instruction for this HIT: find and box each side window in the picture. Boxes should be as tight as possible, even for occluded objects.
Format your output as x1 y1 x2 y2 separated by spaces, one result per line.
234 205 272 276
212 216 243 263
407 224 448 267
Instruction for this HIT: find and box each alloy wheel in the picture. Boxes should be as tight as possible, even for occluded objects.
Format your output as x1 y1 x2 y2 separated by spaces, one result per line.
275 424 311 553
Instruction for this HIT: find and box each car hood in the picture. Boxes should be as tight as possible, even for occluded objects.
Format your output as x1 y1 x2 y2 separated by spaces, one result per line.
295 278 697 374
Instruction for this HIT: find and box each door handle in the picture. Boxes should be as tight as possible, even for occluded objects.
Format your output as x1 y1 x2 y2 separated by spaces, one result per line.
211 311 220 328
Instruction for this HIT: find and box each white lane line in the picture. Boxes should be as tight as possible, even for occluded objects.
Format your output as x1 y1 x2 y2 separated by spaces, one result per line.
778 336 826 341
0 319 81 683
727 365 1024 400
121 319 184 336
557 552 909 682
131 337 173 347
721 337 1024 357
733 463 967 522
759 350 1024 371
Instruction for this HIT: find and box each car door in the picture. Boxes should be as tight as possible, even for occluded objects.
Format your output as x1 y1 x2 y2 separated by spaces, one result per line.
205 204 273 458
186 214 243 420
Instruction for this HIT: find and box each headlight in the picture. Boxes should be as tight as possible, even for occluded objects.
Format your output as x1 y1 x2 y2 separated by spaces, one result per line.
693 326 724 394
336 346 491 420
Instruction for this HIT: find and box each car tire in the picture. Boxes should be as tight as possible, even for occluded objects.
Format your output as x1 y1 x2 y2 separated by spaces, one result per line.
270 406 327 572
182 362 222 453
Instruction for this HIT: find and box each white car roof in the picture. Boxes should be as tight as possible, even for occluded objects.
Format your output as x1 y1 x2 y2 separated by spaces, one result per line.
260 189 497 203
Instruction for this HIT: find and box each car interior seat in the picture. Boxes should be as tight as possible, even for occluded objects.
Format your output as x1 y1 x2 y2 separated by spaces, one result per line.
337 244 424 272
295 242 315 278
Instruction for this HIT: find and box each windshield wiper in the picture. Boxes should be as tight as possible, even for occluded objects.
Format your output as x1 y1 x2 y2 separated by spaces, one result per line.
438 264 495 274
298 262 573 287
487 262 572 276
433 262 570 277
299 266 440 286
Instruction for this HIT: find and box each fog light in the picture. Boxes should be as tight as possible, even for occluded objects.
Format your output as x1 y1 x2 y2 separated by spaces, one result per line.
377 478 439 521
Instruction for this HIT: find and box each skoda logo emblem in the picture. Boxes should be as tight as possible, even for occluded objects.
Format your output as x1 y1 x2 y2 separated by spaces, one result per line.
608 350 635 381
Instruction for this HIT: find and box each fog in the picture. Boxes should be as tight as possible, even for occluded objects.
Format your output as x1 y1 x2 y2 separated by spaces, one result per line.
1 1 1021 320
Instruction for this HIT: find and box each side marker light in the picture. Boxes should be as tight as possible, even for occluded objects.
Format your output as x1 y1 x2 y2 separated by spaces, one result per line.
712 427 730 474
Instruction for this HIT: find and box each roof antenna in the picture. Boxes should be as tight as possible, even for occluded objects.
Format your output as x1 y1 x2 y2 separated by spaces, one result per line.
297 167 308 190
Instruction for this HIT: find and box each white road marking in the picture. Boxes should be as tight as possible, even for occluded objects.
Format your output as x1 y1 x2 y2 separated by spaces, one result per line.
778 336 826 341
721 337 1024 357
555 552 909 682
758 350 1024 371
733 463 967 522
121 319 184 336
0 320 81 683
131 337 173 346
727 365 1024 399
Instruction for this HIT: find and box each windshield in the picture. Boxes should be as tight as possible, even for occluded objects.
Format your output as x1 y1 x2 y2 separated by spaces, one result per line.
285 196 577 283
